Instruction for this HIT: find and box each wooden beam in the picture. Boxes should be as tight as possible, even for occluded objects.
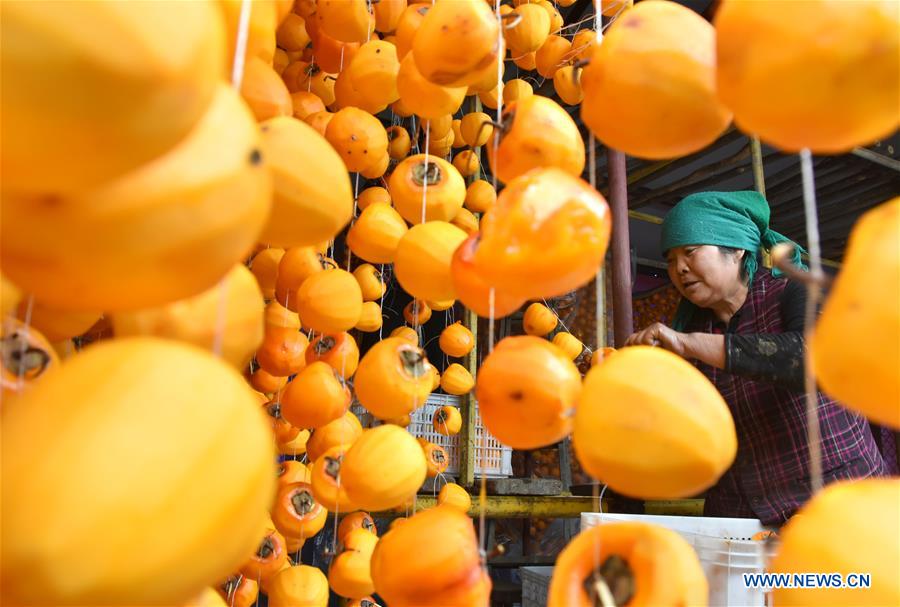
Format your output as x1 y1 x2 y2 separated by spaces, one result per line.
607 148 633 346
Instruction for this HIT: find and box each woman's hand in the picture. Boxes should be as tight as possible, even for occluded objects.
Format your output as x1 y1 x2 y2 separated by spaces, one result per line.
625 323 688 357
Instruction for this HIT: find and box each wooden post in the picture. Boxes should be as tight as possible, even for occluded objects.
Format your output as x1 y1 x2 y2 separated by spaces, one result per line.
607 148 633 346
751 135 767 197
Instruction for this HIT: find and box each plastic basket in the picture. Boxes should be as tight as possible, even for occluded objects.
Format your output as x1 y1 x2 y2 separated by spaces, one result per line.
352 394 512 478
581 513 776 607
520 566 554 607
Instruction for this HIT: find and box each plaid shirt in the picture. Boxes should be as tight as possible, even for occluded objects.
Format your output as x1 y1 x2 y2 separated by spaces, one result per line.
686 270 886 526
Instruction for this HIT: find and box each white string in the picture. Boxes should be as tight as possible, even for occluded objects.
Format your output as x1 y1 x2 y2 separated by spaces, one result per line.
799 149 824 493
214 0 254 358
422 120 431 224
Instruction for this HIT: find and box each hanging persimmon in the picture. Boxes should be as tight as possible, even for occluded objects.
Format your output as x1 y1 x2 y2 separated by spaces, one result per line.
505 4 551 55
535 35 572 79
356 301 384 333
306 411 364 461
347 40 401 109
374 0 407 33
487 95 584 184
296 269 363 334
305 110 334 136
250 367 288 394
329 527 379 599
341 425 427 511
338 512 378 544
473 168 610 299
450 234 526 319
535 0 564 34
273 49 290 75
437 482 471 512
241 57 293 122
396 54 467 120
387 125 412 160
360 150 391 180
310 444 359 513
440 363 475 396
358 187 392 210
281 362 351 429
395 221 468 302
1 0 223 195
464 179 496 214
264 400 302 444
272 482 328 540
460 112 493 148
14 301 100 344
573 346 737 499
547 521 707 607
553 65 584 106
324 107 390 173
421 441 450 477
354 337 433 419
1 338 276 605
394 3 431 59
278 460 313 490
316 0 374 43
512 51 538 71
370 505 491 606
478 85 500 110
581 0 731 159
251 248 285 300
256 327 309 377
564 28 596 63
220 0 276 65
812 197 900 429
1 319 59 400
439 321 475 358
275 247 336 310
466 37 506 94
769 479 900 607
501 78 533 105
312 28 362 74
276 12 311 51
451 208 479 234
452 150 480 178
433 405 463 436
239 529 289 587
552 331 584 361
217 575 259 607
389 155 466 224
390 326 420 345
403 299 432 325
353 264 387 301
346 202 409 264
258 117 353 248
265 301 301 333
278 429 311 457
476 336 581 449
267 565 330 607
306 332 360 379
0 85 272 312
411 0 500 87
523 302 558 337
716 0 898 153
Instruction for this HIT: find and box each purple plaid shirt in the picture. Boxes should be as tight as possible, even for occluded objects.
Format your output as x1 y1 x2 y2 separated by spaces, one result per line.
686 270 886 526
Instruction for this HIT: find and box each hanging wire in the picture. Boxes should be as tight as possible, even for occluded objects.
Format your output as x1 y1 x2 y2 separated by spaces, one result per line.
213 0 254 358
799 149 824 493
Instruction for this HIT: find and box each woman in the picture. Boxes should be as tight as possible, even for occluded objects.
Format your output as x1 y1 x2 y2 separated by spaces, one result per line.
626 190 890 526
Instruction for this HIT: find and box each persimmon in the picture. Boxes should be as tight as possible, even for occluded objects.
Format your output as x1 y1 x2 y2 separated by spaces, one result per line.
354 338 433 419
272 482 328 539
389 155 466 224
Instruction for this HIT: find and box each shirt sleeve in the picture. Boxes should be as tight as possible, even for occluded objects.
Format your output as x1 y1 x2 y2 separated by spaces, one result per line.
724 280 807 390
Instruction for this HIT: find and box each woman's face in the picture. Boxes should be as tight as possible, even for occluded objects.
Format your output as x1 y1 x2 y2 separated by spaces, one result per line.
666 245 744 308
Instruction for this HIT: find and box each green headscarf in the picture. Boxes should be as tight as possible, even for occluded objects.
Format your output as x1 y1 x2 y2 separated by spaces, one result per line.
660 190 806 330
